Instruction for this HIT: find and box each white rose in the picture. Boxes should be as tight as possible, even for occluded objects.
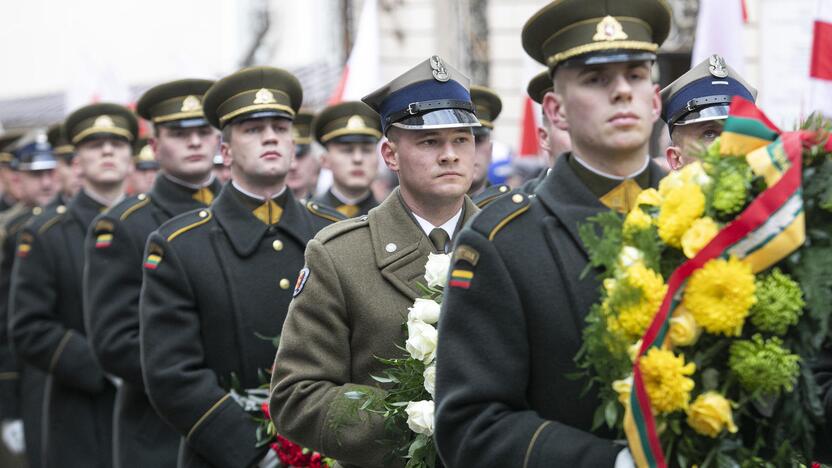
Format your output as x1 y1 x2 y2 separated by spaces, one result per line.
408 298 441 325
405 400 435 436
423 363 436 397
405 320 438 363
424 252 451 289
618 246 644 268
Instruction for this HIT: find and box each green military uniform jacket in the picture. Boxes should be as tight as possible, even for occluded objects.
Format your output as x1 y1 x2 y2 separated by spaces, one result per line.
9 190 116 468
83 175 222 468
434 154 665 467
313 188 379 218
140 184 340 468
270 189 477 468
470 182 511 208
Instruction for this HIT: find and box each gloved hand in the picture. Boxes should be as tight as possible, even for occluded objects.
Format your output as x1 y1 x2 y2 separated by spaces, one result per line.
615 448 635 468
1 419 25 454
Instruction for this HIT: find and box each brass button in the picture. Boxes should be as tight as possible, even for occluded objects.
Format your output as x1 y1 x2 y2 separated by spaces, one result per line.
33 207 42 215
499 185 508 193
56 205 67 214
138 193 147 200
199 210 208 218
272 240 283 251
512 194 524 204
279 278 291 290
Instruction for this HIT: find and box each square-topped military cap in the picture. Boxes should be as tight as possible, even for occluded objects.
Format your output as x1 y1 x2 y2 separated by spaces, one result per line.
202 66 303 129
362 55 480 134
522 0 672 72
0 130 25 166
63 102 139 145
12 129 58 172
470 85 502 136
132 137 160 171
136 79 215 128
661 54 757 131
47 123 75 162
527 70 554 105
313 101 382 146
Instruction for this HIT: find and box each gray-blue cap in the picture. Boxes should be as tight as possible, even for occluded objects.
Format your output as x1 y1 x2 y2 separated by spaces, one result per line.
12 129 58 172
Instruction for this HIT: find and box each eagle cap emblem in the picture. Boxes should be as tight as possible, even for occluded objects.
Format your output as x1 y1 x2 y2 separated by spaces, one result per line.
593 16 628 42
430 55 450 82
708 54 728 78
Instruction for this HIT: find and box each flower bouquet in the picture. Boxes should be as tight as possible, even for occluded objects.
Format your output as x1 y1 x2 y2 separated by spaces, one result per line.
346 251 451 468
576 98 832 467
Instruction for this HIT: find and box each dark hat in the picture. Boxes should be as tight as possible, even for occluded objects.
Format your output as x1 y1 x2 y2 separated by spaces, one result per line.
660 54 757 130
132 138 159 171
136 79 215 128
64 102 138 145
362 55 480 134
527 70 554 105
12 129 58 172
470 85 502 132
293 109 316 146
202 66 303 129
313 101 382 145
522 0 672 71
47 124 75 161
0 130 25 166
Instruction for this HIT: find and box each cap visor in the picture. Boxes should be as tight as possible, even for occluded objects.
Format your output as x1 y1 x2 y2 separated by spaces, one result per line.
20 160 58 171
674 105 730 127
227 110 294 127
391 109 481 131
328 134 380 145
159 118 211 129
561 51 656 68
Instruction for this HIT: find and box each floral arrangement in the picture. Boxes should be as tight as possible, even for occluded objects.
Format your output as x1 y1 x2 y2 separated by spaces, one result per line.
347 251 451 468
576 98 832 467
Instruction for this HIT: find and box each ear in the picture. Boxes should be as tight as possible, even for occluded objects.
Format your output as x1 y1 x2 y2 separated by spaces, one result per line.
319 150 332 170
149 137 159 160
651 84 661 123
220 141 232 167
380 139 399 172
537 126 551 156
544 90 569 132
666 145 683 171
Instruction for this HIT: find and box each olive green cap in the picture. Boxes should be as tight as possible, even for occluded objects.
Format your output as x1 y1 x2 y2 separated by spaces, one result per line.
313 101 382 145
132 137 159 171
63 102 138 145
470 85 502 130
47 124 75 160
0 130 25 166
202 66 303 129
522 0 672 71
136 78 214 128
292 109 315 145
527 70 554 105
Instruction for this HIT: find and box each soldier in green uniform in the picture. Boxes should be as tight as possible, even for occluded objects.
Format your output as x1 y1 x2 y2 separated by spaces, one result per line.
9 103 137 468
270 55 479 468
434 1 671 466
286 109 319 201
660 54 757 169
129 137 160 195
83 79 222 468
312 101 383 217
139 67 343 468
468 85 511 207
48 124 81 205
0 132 24 213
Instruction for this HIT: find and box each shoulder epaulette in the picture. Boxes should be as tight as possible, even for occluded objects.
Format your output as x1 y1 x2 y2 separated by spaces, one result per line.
305 201 348 223
25 205 67 236
106 193 152 221
471 183 511 209
5 209 36 237
157 208 213 242
470 190 532 241
316 215 368 244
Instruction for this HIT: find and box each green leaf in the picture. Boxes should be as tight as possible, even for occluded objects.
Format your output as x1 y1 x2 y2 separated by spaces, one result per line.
604 399 619 429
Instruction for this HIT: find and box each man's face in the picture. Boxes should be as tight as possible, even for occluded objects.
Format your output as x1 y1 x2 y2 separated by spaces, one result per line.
665 120 723 170
19 169 57 207
546 61 660 158
222 117 294 186
129 168 158 194
537 107 572 165
323 141 378 193
381 127 475 203
56 158 81 197
74 136 133 186
0 167 22 200
286 150 319 197
471 132 492 190
152 125 219 182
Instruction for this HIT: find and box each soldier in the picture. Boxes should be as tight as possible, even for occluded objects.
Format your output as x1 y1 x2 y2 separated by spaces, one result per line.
286 109 319 201
128 137 159 194
9 103 137 468
661 54 757 169
139 66 343 468
434 1 671 466
312 101 383 217
0 132 24 213
83 79 222 468
48 124 81 205
270 55 480 468
468 85 511 208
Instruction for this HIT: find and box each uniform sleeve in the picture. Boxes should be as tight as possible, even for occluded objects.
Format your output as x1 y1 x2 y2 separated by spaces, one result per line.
269 238 393 468
139 232 267 468
0 232 20 419
83 217 145 387
9 227 106 393
434 228 620 468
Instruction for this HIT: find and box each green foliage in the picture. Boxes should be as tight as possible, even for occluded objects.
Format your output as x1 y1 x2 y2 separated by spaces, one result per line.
578 211 624 278
749 269 805 335
729 335 800 396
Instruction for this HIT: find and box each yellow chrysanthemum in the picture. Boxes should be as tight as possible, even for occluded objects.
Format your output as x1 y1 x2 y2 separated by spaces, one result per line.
624 207 653 236
686 392 738 438
618 263 668 340
680 217 719 259
658 170 685 197
639 347 695 414
635 188 663 207
683 257 756 337
657 183 705 248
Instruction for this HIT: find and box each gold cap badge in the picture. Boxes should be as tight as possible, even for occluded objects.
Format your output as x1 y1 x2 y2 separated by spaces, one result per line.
181 95 202 112
94 115 116 128
346 115 366 129
253 88 277 104
593 16 628 42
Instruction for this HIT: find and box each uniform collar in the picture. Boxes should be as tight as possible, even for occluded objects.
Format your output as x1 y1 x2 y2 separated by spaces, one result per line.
150 173 222 217
329 186 372 206
411 207 463 240
568 152 651 199
69 189 109 228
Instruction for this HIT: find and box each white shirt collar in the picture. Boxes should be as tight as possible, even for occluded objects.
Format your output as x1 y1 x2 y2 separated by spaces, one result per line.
231 181 286 201
84 187 125 208
572 153 650 180
411 207 463 240
331 186 370 205
163 172 216 190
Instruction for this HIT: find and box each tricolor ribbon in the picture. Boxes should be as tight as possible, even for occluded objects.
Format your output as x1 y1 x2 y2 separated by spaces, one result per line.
626 97 809 467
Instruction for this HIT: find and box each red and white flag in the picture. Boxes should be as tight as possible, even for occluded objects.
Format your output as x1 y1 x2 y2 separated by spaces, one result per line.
809 0 832 116
328 0 380 104
691 0 748 71
517 55 542 158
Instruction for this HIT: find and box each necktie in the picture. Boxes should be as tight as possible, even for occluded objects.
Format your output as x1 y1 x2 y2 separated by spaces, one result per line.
192 187 215 205
599 179 642 214
429 228 450 254
252 199 284 225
